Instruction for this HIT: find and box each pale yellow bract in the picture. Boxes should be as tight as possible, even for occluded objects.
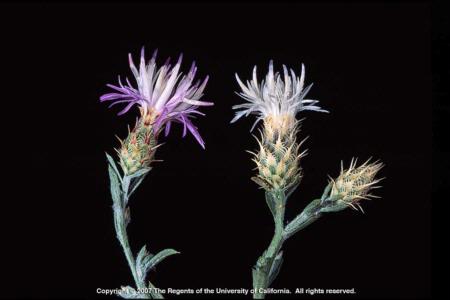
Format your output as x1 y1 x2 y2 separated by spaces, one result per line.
329 159 384 211
251 114 307 192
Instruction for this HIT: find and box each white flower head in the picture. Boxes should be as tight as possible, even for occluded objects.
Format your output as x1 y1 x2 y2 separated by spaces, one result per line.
232 60 328 131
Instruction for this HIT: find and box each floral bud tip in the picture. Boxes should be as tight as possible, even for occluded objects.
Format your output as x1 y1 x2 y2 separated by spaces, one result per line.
323 159 384 212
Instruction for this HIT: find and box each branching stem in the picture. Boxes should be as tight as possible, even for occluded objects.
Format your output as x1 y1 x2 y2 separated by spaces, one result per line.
252 192 323 299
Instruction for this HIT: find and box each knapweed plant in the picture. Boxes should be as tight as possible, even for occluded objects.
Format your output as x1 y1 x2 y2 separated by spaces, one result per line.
232 61 383 299
101 48 212 299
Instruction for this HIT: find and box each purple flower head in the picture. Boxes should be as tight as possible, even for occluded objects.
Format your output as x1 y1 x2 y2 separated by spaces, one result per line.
100 48 213 148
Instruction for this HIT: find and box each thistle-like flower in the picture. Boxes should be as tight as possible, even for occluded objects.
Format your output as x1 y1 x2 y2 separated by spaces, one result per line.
233 61 327 192
100 48 213 149
232 60 385 299
232 60 328 131
321 158 384 212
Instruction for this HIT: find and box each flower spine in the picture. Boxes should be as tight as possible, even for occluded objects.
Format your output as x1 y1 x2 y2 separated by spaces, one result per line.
100 47 212 298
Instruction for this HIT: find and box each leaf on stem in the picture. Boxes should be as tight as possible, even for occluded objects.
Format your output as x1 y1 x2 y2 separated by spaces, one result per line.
106 153 123 183
268 251 283 286
284 199 322 239
128 167 152 180
320 182 332 202
136 246 179 283
136 246 154 282
128 168 152 197
108 165 122 206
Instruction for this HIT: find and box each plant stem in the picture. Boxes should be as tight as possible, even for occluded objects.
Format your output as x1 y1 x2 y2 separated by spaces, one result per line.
253 191 286 299
114 208 148 293
284 199 322 240
112 181 152 299
252 194 323 299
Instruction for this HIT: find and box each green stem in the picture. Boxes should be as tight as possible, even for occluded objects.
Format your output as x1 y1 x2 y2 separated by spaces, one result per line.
252 195 323 299
111 181 153 299
284 199 322 240
253 191 286 299
114 209 148 291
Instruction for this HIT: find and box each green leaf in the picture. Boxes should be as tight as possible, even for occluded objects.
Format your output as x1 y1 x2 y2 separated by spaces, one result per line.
108 165 122 206
268 251 283 286
286 183 299 200
127 167 151 180
128 168 152 197
321 182 332 201
146 248 179 271
128 176 146 198
320 202 348 213
122 176 131 201
136 246 154 282
136 247 179 283
106 153 122 183
303 199 322 215
284 199 322 239
113 207 126 243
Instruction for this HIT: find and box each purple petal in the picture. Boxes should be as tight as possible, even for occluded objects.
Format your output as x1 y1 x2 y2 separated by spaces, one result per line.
179 114 188 137
117 101 137 116
152 48 158 60
164 56 171 67
184 118 205 149
164 121 172 136
100 93 125 101
108 99 134 108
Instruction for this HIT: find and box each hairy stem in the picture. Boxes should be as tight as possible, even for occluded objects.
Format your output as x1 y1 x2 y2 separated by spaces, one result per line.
114 206 149 295
110 175 154 299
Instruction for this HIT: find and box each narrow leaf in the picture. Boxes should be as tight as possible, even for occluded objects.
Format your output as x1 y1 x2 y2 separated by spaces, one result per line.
128 169 152 197
268 251 283 286
284 199 322 239
106 153 122 183
321 182 332 201
136 245 154 282
122 176 131 199
108 165 122 206
144 248 179 274
127 167 151 180
286 183 299 200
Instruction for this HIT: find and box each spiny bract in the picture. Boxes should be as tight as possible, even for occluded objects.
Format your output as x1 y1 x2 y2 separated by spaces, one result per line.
117 108 159 175
328 158 384 211
251 115 307 192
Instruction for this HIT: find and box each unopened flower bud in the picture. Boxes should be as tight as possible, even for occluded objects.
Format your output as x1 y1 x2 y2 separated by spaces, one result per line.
320 158 384 212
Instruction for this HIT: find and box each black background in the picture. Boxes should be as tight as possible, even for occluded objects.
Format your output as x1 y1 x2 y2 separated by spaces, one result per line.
1 1 432 299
